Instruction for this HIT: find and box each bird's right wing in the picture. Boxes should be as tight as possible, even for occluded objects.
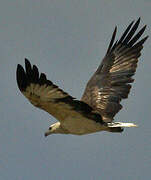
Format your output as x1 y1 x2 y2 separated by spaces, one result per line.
17 59 103 123
81 18 148 122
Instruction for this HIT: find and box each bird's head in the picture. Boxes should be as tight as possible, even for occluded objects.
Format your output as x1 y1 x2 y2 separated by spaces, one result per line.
44 122 69 137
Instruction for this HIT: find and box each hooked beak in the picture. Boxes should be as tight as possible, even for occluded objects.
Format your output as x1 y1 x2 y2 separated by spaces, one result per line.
44 126 52 137
44 130 52 137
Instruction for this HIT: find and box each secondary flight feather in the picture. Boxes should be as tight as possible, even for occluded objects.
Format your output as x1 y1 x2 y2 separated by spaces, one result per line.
17 18 148 136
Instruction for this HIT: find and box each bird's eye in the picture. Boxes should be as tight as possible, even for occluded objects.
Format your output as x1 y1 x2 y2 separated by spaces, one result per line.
49 127 52 130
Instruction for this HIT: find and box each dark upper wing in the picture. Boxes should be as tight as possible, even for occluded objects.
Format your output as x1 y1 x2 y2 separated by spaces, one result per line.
17 59 103 123
81 18 148 122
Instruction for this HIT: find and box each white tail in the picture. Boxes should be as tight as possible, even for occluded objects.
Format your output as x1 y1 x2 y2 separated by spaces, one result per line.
107 122 138 128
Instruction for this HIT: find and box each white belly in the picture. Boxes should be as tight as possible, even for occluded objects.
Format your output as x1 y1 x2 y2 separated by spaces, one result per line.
61 116 107 135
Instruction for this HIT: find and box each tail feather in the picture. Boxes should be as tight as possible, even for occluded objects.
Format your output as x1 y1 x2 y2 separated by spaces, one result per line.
107 122 138 128
108 127 124 133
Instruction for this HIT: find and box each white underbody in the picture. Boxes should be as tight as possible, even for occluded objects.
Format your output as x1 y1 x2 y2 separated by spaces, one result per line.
61 116 107 135
45 115 137 136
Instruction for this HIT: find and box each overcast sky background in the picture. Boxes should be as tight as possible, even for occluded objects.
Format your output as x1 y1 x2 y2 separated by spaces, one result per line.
0 0 151 180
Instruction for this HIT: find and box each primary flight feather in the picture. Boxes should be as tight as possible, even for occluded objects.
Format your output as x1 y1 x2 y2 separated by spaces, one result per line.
17 18 148 136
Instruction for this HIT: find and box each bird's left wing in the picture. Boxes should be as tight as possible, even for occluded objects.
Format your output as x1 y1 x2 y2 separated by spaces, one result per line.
81 18 148 122
17 59 102 123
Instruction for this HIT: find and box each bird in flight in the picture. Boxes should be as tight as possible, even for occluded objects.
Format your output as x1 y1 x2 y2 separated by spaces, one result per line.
17 18 148 137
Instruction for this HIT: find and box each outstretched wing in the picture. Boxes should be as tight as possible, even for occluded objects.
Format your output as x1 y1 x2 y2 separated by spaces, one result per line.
81 18 148 122
17 59 103 123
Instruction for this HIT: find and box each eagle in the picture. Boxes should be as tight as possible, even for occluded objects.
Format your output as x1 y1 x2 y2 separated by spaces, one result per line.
17 18 148 136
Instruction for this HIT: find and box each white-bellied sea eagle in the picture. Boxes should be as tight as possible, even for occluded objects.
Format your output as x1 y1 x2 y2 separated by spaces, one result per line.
16 18 148 136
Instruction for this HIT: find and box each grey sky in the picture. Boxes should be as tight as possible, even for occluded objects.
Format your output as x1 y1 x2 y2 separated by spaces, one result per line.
0 0 151 180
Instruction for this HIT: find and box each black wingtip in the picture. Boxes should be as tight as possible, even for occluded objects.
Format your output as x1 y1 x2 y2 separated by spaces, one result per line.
16 63 27 91
17 64 21 69
106 18 148 54
25 58 30 64
16 59 33 92
133 35 149 49
135 17 141 28
16 59 55 93
118 20 134 44
128 25 147 46
145 35 149 40
25 58 32 73
137 17 141 23
138 17 141 21
123 18 141 44
106 26 117 54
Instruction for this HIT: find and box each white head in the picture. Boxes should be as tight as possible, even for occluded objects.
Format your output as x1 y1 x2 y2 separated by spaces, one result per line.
44 122 69 137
